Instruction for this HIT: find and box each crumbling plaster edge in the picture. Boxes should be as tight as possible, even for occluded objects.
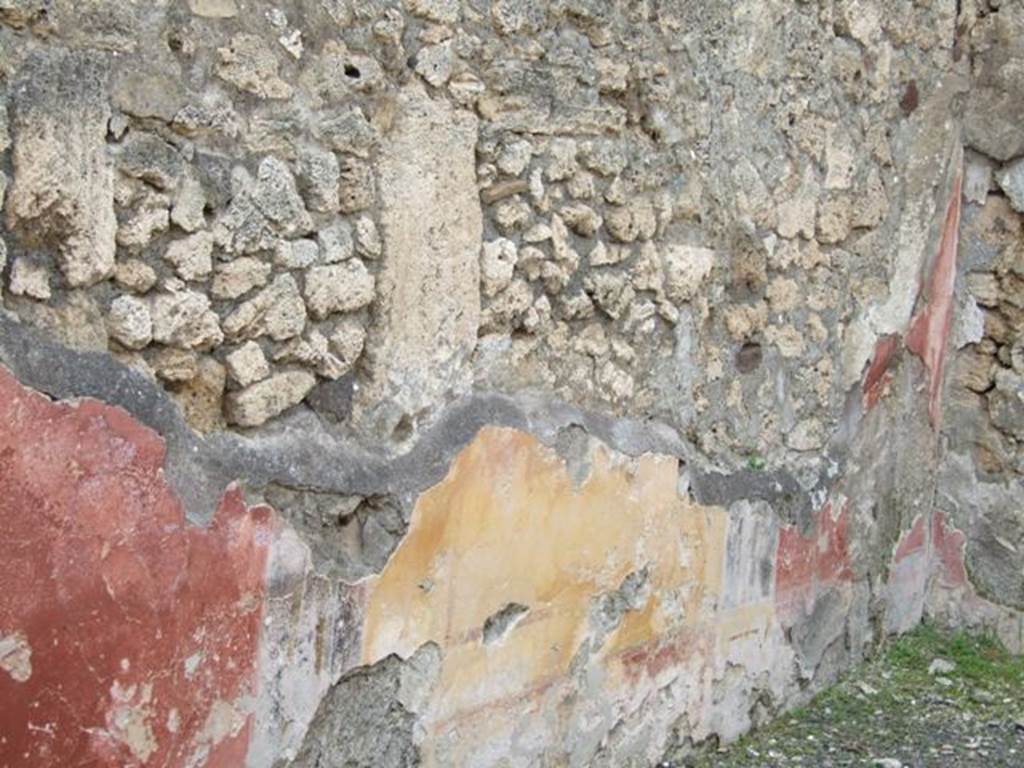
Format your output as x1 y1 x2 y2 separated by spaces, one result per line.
0 308 835 527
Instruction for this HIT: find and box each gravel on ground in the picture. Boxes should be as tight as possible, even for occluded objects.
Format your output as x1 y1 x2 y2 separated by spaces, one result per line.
661 624 1024 768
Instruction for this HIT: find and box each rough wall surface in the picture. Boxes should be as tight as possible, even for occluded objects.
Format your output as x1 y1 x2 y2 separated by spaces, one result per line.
0 1 1022 766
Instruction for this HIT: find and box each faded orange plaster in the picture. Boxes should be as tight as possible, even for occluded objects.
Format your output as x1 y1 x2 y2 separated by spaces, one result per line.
358 427 733 758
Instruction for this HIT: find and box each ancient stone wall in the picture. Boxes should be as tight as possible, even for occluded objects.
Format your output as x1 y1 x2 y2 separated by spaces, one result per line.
0 1 1022 766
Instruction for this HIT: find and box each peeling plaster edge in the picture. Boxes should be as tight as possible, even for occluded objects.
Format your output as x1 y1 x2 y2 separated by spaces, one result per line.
3 311 766 522
0 310 897 542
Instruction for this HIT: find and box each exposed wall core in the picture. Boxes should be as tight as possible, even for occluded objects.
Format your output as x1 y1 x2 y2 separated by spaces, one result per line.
0 1 1022 766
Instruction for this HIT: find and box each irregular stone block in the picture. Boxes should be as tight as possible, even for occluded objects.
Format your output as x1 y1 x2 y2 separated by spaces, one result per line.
317 221 354 263
996 157 1024 213
6 50 116 287
224 274 307 342
189 0 238 17
114 259 157 294
116 132 185 191
404 0 459 24
216 34 292 99
297 146 340 213
163 231 214 282
225 341 270 387
172 355 227 434
988 369 1024 440
106 295 152 350
225 370 316 427
355 84 482 436
211 257 271 300
304 262 375 319
8 258 51 300
150 290 223 350
662 245 714 303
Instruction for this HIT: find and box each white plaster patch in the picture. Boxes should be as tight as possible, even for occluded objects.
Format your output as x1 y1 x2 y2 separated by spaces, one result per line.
107 681 157 763
0 631 32 682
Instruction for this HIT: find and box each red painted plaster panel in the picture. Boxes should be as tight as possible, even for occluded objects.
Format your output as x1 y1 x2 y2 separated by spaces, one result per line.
619 627 711 688
893 515 928 564
885 516 932 633
932 512 968 590
863 335 900 411
906 175 963 429
775 501 854 622
0 367 271 767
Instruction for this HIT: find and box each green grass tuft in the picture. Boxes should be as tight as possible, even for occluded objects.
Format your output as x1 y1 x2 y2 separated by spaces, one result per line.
677 623 1024 767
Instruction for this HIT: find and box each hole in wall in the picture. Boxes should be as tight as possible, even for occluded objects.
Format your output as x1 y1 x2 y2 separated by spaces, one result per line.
482 603 529 644
736 343 763 373
900 81 919 116
391 413 414 443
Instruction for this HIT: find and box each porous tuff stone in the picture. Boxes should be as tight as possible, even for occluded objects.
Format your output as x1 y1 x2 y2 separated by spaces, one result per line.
355 84 481 437
225 370 316 427
6 51 116 287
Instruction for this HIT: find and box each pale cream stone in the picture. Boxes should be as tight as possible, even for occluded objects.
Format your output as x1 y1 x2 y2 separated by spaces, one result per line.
661 245 714 303
107 295 153 350
225 341 270 387
9 258 51 300
189 0 238 17
480 238 518 298
225 371 316 427
223 274 307 342
355 84 482 435
150 290 223 350
304 262 375 319
211 257 271 300
164 231 214 281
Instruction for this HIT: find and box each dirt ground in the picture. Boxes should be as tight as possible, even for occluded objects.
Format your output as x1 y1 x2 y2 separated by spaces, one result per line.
663 625 1024 768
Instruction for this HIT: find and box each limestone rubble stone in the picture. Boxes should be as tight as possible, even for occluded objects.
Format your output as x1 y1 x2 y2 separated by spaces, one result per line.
318 221 355 263
151 347 199 383
223 274 307 342
480 238 518 298
304 262 375 319
116 203 170 251
354 216 382 259
106 295 153 350
225 370 316 427
996 158 1024 213
9 258 51 300
216 34 293 100
661 245 715 304
150 290 223 350
225 341 270 387
171 176 207 232
297 146 340 213
328 319 367 368
211 257 272 300
274 330 348 380
116 132 185 191
274 239 320 269
172 355 228 433
164 231 215 282
188 0 238 17
6 51 116 288
355 84 481 436
114 260 158 294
